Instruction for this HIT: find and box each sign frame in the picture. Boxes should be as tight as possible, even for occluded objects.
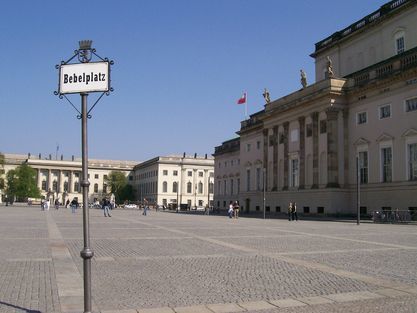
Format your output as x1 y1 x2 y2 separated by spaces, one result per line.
58 61 110 95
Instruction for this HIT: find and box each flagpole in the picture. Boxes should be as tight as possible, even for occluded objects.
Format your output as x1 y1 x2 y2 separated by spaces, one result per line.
245 92 248 120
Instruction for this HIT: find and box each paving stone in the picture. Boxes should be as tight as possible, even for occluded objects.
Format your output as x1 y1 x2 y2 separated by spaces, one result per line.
206 303 246 312
173 305 213 313
238 300 277 310
138 307 174 313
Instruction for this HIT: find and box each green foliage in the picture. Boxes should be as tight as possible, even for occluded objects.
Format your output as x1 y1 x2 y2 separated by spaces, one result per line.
6 164 41 201
0 152 4 190
105 171 133 203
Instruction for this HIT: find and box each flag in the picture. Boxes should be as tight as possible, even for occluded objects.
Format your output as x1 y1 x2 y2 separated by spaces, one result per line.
237 92 246 104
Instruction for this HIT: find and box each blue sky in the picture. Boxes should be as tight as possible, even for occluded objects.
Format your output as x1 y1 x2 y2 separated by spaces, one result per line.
0 0 387 162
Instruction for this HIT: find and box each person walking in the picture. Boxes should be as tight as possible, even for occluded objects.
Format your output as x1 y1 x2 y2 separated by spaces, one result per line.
44 199 50 211
143 198 149 216
102 198 111 217
288 202 293 221
233 201 240 219
54 199 60 210
70 198 78 213
292 202 298 221
228 201 234 219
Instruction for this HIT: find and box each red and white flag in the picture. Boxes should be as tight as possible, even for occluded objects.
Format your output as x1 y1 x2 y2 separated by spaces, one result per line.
237 92 246 104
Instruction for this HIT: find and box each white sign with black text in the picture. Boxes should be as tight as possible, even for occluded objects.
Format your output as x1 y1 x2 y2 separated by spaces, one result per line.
59 62 109 94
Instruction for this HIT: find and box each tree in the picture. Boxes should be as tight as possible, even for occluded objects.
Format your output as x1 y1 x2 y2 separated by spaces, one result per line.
105 171 133 203
0 152 4 191
6 164 41 202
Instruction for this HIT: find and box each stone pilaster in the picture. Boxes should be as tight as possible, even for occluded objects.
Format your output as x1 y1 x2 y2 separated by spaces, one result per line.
282 122 289 190
343 109 349 188
263 128 269 191
69 171 74 193
272 126 279 191
37 169 42 190
298 116 306 189
326 108 340 188
311 112 319 189
47 169 51 191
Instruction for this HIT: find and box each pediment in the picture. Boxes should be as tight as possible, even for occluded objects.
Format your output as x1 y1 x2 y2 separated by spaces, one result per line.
228 173 234 178
402 128 417 138
353 137 370 146
245 161 252 167
254 159 263 165
376 133 394 143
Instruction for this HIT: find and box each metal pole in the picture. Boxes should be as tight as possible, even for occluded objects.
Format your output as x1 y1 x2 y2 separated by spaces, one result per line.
263 168 266 220
356 155 360 225
80 93 94 313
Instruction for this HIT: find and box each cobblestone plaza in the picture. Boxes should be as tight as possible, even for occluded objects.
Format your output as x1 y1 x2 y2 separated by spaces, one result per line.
0 205 416 313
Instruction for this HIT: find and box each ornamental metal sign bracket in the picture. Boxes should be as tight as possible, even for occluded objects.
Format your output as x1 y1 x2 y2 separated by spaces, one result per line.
54 40 114 119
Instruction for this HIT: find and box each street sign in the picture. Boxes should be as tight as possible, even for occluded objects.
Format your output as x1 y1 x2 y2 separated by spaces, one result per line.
59 61 109 94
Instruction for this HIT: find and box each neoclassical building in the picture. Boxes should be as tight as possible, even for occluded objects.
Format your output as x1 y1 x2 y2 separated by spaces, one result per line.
2 153 137 204
214 0 417 215
132 154 214 209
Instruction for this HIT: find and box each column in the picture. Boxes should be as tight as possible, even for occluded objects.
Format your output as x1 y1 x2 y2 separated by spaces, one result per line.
311 112 319 189
298 116 306 189
343 109 349 188
282 121 289 190
326 108 340 188
59 171 65 193
262 128 269 190
47 169 52 191
272 125 278 191
37 168 42 190
69 171 74 193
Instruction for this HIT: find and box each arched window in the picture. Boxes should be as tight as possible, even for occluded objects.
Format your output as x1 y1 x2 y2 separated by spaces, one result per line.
94 183 98 193
187 182 192 193
163 181 167 193
74 182 80 193
198 182 203 194
394 30 405 54
103 183 107 194
172 182 178 193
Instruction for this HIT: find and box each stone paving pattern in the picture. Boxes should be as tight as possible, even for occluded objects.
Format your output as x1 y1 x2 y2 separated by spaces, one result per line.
0 205 416 312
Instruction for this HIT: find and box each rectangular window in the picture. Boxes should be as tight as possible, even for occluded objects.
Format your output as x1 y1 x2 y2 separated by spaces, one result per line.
41 181 47 191
406 97 417 112
247 144 251 152
396 37 405 54
379 104 391 119
275 206 281 213
257 141 261 149
256 168 261 191
173 170 178 176
246 169 251 191
188 171 192 177
94 174 99 179
359 151 368 184
237 178 240 194
279 133 284 144
357 112 367 124
223 180 227 195
199 171 203 177
381 147 392 182
290 159 299 187
230 179 234 195
409 143 417 181
303 206 310 213
163 170 168 175
317 207 324 214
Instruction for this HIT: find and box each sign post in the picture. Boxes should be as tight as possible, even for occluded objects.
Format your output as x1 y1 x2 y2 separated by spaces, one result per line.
55 40 113 313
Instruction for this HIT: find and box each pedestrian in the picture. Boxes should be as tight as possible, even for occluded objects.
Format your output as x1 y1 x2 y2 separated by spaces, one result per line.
143 198 149 216
54 199 60 210
292 202 298 221
233 201 240 219
65 199 70 209
102 198 111 217
288 202 293 221
44 199 50 211
228 201 234 218
41 199 45 211
70 198 78 213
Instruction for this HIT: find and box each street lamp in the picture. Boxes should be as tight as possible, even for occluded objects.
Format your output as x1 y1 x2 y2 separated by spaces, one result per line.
263 167 266 220
356 154 361 225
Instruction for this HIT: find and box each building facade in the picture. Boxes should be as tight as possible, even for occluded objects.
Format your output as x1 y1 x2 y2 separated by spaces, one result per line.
132 154 214 209
214 0 417 215
1 153 136 204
